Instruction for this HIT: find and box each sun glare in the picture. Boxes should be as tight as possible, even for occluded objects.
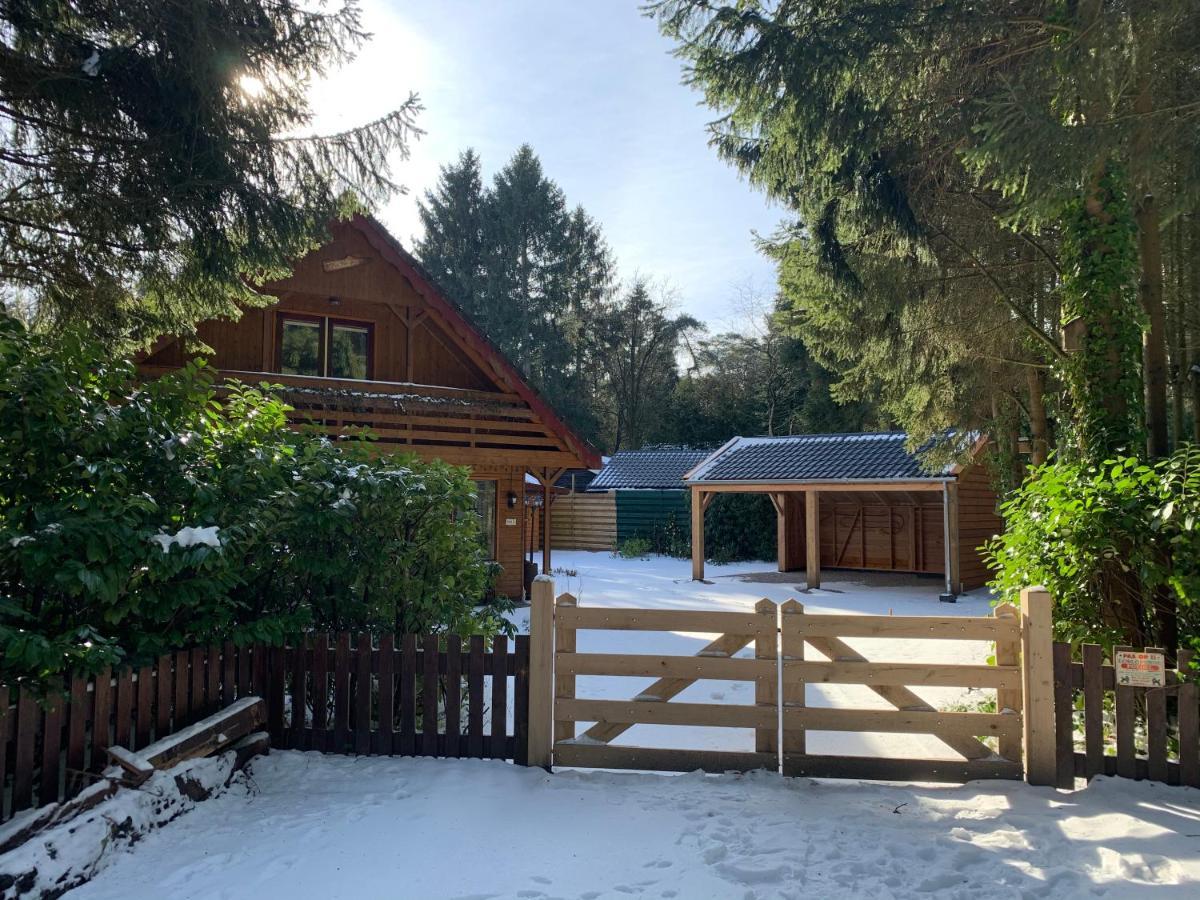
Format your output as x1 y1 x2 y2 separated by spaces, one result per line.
237 74 266 100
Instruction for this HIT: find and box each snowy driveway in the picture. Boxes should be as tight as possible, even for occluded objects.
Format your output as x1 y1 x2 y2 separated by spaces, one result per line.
69 752 1200 899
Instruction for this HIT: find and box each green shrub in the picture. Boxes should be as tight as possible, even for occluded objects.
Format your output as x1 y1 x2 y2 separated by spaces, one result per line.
0 318 499 683
615 537 653 559
986 450 1200 652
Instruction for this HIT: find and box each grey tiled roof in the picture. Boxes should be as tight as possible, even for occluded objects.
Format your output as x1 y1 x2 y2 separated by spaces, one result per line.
589 447 712 491
688 432 952 483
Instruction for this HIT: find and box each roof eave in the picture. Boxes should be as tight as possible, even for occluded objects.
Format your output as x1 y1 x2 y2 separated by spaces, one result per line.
686 476 956 487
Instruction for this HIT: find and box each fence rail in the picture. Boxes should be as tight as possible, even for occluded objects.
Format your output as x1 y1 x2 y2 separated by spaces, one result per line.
1052 643 1199 789
0 632 529 824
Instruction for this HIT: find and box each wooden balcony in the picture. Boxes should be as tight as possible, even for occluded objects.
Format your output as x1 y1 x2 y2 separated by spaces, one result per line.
137 366 579 468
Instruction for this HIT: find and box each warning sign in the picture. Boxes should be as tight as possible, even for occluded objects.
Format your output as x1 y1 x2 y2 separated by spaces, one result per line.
1114 650 1166 688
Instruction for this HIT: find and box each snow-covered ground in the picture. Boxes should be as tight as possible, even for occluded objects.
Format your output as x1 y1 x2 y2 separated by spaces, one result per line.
44 553 1200 898
68 752 1200 899
513 551 999 759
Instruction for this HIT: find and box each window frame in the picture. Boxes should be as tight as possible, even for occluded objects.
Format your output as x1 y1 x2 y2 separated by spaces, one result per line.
472 478 499 561
275 312 375 381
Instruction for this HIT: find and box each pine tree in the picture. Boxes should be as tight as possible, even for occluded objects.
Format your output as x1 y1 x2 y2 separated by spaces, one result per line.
0 0 420 344
416 150 487 314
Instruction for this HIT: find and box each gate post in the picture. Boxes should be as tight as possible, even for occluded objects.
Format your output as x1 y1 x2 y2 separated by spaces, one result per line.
1020 586 1056 786
528 576 556 769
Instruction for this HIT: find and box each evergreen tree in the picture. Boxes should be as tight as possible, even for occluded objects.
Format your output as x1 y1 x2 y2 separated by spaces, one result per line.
0 0 420 344
416 150 486 314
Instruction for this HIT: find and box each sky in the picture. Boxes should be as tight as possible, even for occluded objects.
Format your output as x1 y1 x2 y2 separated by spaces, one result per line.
306 0 781 330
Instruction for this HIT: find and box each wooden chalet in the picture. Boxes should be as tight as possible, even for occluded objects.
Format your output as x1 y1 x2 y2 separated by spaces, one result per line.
139 215 601 599
685 432 1003 598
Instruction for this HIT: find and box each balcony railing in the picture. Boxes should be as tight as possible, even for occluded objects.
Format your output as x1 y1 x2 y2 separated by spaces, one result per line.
136 366 572 466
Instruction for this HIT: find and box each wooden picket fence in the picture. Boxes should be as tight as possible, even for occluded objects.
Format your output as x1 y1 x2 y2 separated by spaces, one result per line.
0 633 529 824
1052 643 1199 789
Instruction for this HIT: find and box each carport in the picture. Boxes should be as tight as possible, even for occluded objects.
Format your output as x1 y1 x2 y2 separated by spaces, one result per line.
684 432 1003 598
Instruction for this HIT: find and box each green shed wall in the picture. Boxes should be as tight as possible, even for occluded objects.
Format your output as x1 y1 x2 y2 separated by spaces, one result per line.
614 490 690 542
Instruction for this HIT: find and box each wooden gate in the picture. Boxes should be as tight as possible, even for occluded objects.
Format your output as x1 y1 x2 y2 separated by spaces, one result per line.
527 580 1053 784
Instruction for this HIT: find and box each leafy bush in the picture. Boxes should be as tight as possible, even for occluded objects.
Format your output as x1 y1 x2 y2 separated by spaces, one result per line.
627 494 777 563
0 318 499 683
986 450 1200 652
615 537 653 559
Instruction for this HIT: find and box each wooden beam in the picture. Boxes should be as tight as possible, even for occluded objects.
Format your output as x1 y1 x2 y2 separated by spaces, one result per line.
805 490 820 589
691 487 705 581
689 481 948 494
774 493 787 572
943 481 961 596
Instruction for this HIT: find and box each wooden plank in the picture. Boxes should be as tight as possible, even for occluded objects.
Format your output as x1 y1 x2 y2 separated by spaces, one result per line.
782 660 1020 690
1114 644 1137 779
156 654 172 738
561 653 775 682
222 641 236 707
1081 644 1104 779
356 634 372 755
553 590 576 745
783 754 1023 783
93 666 113 768
291 635 308 751
190 646 206 717
1178 648 1198 788
467 635 484 758
65 675 88 798
490 635 508 760
399 634 416 756
114 668 133 750
13 687 39 813
1146 648 1168 783
781 599 805 758
783 705 1018 738
754 599 777 755
1052 641 1075 789
135 665 153 750
377 634 395 755
513 634 530 767
39 684 64 807
207 644 221 712
557 606 776 636
580 631 756 745
174 650 190 730
788 614 1017 642
268 646 286 744
252 642 267 701
333 633 351 753
561 698 775 730
138 697 266 770
1021 587 1056 786
993 603 1022 765
443 635 462 758
311 633 329 752
422 634 439 756
554 743 775 774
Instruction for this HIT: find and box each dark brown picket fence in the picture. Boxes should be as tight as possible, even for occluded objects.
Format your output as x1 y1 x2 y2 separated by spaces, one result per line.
1052 643 1199 789
0 632 530 824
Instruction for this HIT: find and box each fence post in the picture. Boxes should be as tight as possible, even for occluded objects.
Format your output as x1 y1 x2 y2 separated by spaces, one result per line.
753 599 778 757
528 575 555 769
1020 586 1056 786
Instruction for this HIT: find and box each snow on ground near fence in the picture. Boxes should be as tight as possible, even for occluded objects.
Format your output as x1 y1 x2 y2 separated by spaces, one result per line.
511 551 999 760
68 751 1200 899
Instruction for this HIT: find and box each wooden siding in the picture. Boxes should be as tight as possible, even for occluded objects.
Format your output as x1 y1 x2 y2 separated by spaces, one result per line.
780 467 1001 591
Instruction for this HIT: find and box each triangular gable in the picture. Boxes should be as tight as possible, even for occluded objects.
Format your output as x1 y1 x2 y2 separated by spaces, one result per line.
345 214 601 470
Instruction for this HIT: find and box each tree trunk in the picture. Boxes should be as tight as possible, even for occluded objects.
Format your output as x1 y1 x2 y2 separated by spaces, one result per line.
1026 367 1049 465
1136 195 1169 457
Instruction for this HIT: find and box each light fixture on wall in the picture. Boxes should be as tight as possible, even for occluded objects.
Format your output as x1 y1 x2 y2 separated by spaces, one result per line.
506 491 519 509
328 295 341 307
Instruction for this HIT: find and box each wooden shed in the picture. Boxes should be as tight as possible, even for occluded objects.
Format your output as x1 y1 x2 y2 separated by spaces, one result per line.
684 432 1003 598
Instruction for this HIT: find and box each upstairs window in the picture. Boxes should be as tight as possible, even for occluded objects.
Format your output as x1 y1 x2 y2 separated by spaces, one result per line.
277 315 373 380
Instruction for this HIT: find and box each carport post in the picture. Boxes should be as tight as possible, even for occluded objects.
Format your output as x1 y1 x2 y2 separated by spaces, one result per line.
691 486 705 581
805 489 820 589
940 481 960 602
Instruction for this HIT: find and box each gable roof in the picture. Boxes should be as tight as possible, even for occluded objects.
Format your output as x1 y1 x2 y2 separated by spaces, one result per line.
344 214 602 469
590 447 712 491
686 432 956 484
